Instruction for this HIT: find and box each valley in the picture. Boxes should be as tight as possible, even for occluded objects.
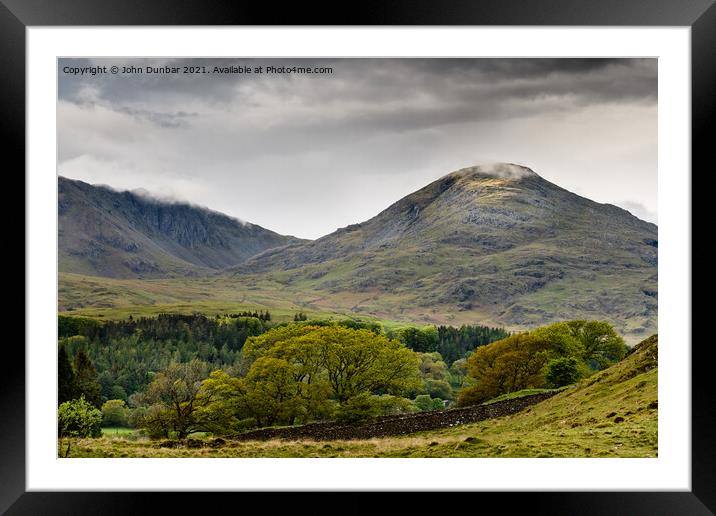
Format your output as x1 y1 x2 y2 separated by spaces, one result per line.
57 163 659 459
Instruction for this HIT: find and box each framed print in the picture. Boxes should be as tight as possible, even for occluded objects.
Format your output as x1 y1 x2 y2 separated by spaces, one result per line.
7 0 713 513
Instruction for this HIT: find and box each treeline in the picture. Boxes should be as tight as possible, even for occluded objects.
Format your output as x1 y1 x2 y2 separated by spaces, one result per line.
391 324 510 364
61 335 243 402
228 310 272 321
57 313 509 406
60 313 269 351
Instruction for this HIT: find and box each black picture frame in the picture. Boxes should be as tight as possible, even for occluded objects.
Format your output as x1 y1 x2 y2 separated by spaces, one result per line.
6 0 713 513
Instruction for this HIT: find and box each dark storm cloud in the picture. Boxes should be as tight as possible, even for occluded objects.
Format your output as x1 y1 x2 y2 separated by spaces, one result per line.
59 58 656 119
57 58 657 239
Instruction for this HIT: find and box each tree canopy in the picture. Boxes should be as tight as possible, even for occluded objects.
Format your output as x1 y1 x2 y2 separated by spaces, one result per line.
246 325 421 403
133 360 216 438
457 320 628 406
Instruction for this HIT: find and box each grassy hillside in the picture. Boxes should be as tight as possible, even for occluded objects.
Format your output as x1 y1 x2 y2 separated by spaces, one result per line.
66 335 657 458
58 267 652 345
58 272 421 334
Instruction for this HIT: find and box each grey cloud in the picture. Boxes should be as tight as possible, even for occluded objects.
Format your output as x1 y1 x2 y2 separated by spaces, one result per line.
59 57 656 112
113 106 198 128
57 57 657 239
57 58 657 144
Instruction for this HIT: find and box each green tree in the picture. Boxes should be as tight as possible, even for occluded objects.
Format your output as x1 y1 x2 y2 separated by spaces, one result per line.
449 358 470 389
73 349 102 408
109 385 128 402
533 320 627 370
544 357 582 388
419 352 450 381
58 396 102 457
530 322 584 358
134 360 216 439
245 325 422 405
58 344 76 405
128 406 147 430
242 324 318 369
424 379 453 400
239 325 421 425
568 320 627 369
457 333 550 406
417 352 454 399
237 357 304 427
101 399 130 427
58 315 101 339
399 327 438 353
192 370 244 434
316 327 421 403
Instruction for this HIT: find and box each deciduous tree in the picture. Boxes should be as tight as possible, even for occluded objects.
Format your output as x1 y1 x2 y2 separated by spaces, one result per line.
101 399 130 427
457 333 549 405
135 360 217 439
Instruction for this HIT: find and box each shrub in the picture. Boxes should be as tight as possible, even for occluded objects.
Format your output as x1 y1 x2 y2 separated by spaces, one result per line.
414 394 433 412
335 392 382 423
431 397 445 410
58 396 102 438
373 395 418 416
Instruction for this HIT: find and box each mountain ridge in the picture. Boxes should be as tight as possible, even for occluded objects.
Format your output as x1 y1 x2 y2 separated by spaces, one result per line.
58 176 306 278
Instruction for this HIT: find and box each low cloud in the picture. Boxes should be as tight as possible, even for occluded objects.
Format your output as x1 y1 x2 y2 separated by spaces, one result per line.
467 163 536 180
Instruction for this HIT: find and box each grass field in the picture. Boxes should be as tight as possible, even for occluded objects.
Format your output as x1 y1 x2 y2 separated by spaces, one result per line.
58 261 656 345
65 336 657 458
101 427 137 437
58 273 432 336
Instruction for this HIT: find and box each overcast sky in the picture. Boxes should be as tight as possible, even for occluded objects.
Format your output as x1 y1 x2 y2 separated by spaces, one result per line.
58 58 657 239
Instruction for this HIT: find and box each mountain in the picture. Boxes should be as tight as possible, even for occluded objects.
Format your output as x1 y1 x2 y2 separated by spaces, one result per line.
231 163 658 342
58 176 304 278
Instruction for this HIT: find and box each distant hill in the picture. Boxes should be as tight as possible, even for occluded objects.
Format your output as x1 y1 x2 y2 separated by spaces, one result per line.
230 163 658 342
58 176 304 278
58 164 658 342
